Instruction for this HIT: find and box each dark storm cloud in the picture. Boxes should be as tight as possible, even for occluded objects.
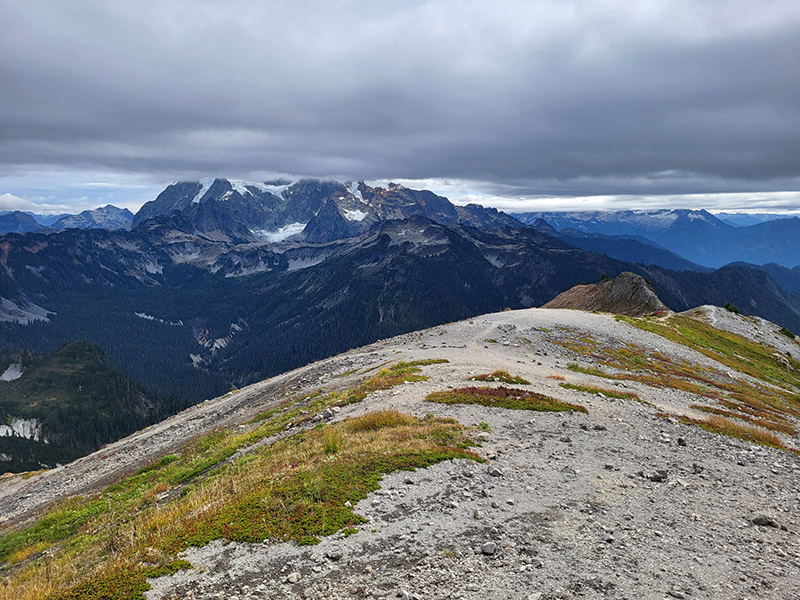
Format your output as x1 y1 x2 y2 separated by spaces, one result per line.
1 0 800 209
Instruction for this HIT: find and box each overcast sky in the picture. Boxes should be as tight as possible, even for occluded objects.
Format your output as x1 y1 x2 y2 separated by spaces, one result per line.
2 0 799 214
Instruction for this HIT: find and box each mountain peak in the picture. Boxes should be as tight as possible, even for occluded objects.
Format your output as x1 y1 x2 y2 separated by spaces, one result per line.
542 272 670 316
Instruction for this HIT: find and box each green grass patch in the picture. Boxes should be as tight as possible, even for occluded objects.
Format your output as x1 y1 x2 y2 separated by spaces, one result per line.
426 386 587 413
50 560 191 600
470 370 530 385
558 319 800 439
559 383 644 402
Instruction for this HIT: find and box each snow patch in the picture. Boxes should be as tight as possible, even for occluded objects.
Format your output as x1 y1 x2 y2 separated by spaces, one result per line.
343 209 368 222
287 255 326 271
0 297 52 324
0 418 44 442
1 362 23 381
135 312 183 326
249 181 295 200
143 261 162 274
229 180 254 197
191 178 215 204
347 181 364 202
252 222 306 243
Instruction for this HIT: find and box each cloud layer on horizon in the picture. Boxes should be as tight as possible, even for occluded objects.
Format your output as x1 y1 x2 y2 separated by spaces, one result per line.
1 1 799 211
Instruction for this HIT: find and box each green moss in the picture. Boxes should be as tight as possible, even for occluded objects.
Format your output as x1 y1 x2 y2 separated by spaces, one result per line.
49 560 191 600
0 496 109 564
426 386 587 413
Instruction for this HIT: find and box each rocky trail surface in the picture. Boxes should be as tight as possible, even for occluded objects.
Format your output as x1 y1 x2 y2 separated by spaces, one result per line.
3 308 800 599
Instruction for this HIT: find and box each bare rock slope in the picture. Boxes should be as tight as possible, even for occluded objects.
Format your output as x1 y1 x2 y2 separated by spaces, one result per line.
2 308 799 600
542 272 670 316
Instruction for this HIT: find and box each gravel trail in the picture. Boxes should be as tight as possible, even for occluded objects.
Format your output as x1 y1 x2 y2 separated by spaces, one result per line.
3 308 799 599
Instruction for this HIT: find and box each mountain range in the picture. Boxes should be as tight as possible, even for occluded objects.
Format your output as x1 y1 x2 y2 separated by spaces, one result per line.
2 179 800 470
0 205 133 234
513 209 800 268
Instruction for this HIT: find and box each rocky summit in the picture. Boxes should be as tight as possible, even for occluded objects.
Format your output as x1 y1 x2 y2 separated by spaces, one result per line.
1 305 798 600
542 272 670 316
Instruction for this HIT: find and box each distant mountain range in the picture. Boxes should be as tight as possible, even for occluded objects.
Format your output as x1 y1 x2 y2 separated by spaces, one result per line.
0 205 133 234
513 209 800 268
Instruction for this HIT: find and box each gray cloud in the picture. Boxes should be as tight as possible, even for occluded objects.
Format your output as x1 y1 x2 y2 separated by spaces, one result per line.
1 0 799 210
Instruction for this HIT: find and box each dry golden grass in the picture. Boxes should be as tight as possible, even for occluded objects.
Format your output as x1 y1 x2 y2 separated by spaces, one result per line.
668 413 788 449
554 325 800 446
0 410 476 600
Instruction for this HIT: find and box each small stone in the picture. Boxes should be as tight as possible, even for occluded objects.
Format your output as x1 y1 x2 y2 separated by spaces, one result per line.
643 470 668 482
481 542 497 555
344 500 352 508
473 509 485 520
751 514 779 528
559 436 572 443
476 432 490 442
506 498 515 505
481 488 491 497
593 424 607 431
446 501 459 509
667 591 686 599
286 572 301 583
677 437 687 446
603 534 614 543
326 549 343 560
404 476 414 484
491 501 500 509
487 466 504 477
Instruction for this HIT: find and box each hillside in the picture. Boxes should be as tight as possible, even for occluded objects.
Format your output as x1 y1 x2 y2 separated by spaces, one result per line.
0 342 181 472
541 272 670 316
1 307 798 599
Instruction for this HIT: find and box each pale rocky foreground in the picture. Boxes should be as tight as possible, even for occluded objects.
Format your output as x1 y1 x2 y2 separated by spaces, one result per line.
3 308 800 599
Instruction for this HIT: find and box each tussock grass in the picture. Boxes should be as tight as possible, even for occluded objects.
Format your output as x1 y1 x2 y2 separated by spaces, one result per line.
690 404 796 435
559 383 644 403
469 370 530 385
344 409 416 432
557 319 800 444
0 361 454 600
321 428 343 454
546 374 566 381
426 386 587 413
669 413 789 450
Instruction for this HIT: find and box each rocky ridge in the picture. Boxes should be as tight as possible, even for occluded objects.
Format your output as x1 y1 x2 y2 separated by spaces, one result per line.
1 307 798 600
541 272 670 316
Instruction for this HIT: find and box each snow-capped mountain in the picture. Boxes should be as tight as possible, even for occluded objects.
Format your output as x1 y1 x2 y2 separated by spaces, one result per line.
132 178 518 243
